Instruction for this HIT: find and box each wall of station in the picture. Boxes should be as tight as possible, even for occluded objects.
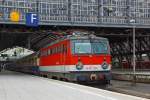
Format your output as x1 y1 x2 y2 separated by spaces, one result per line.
0 0 150 27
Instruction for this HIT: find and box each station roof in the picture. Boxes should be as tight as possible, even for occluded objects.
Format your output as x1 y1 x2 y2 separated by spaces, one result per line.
0 24 150 57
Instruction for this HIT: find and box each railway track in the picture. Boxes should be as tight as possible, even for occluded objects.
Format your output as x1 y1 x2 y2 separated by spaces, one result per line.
87 80 150 99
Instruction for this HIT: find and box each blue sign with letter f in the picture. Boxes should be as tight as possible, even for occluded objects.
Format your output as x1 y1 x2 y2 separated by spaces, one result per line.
26 13 39 27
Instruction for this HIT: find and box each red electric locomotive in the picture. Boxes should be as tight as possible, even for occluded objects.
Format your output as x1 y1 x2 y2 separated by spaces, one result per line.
11 31 112 84
39 32 112 83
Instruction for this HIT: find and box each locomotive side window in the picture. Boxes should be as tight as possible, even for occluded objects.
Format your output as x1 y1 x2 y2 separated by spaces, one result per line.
56 46 58 54
53 47 55 54
58 46 61 53
56 47 58 54
65 45 67 53
46 50 48 55
48 49 51 55
50 49 52 55
41 43 68 56
63 44 67 53
52 48 54 54
50 49 52 54
60 44 66 53
62 44 65 53
46 50 47 55
60 45 62 53
54 47 56 54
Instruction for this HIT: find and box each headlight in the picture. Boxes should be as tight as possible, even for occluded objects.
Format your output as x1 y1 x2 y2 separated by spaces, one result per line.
102 62 108 69
76 62 83 70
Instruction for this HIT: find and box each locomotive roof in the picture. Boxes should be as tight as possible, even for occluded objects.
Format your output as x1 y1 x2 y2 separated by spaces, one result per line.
44 34 108 49
68 34 107 40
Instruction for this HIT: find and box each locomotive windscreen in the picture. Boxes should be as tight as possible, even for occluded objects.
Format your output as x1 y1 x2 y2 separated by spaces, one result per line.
71 39 109 54
75 43 91 54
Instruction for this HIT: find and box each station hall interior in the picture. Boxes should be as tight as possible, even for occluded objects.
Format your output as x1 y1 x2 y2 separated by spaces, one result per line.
0 24 150 100
0 0 150 100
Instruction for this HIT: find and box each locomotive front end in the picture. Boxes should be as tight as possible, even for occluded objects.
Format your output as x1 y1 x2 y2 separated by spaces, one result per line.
70 34 112 84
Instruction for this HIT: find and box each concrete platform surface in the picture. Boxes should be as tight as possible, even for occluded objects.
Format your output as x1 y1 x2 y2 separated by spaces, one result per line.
0 71 149 100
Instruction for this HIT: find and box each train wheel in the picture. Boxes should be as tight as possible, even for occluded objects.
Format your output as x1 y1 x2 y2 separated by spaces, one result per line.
52 76 58 80
41 74 47 78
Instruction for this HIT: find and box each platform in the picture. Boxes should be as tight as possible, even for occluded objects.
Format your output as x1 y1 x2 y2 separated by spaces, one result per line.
0 71 148 100
112 69 150 83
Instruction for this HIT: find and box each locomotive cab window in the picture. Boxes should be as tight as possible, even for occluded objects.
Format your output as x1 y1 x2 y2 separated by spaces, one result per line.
92 42 108 54
71 39 109 54
75 43 91 54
